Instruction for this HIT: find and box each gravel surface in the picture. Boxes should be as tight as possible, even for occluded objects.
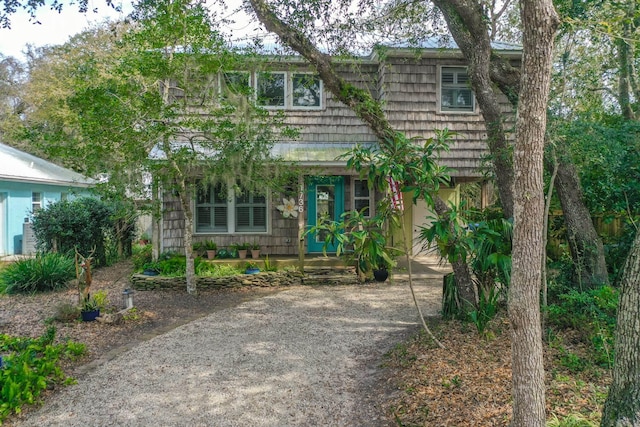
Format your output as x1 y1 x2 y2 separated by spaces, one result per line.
14 280 442 427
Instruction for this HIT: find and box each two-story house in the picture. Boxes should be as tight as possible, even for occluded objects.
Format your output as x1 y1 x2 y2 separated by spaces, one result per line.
157 40 520 257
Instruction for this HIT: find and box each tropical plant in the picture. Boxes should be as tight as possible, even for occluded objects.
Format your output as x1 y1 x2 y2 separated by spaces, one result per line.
0 327 86 423
233 242 251 251
421 207 513 329
307 207 399 281
263 255 277 272
80 289 108 313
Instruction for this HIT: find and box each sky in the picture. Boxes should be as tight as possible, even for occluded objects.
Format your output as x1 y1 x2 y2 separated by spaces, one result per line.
0 0 258 61
0 2 132 60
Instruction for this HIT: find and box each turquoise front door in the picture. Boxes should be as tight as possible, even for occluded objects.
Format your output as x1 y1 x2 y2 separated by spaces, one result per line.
307 177 345 253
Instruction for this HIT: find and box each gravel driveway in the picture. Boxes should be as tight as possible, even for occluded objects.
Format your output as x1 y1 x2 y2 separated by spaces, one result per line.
16 278 442 427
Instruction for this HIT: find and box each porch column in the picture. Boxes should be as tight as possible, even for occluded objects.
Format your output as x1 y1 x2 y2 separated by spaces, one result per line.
297 174 305 273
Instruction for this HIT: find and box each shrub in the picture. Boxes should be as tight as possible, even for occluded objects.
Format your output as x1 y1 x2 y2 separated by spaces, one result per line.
196 263 244 277
31 197 136 267
0 327 86 422
0 253 75 294
50 302 81 323
547 285 617 368
131 243 152 270
157 255 187 276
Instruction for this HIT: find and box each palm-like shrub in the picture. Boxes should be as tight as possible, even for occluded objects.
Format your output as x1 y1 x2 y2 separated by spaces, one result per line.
0 253 75 294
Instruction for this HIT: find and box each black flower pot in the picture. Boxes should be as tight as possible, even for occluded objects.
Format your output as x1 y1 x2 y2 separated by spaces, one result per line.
373 269 389 282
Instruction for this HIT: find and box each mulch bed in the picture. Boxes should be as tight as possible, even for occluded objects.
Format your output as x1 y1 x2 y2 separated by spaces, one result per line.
383 319 611 426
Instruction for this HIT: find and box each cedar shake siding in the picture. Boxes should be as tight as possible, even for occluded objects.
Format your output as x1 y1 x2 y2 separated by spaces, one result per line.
158 43 520 255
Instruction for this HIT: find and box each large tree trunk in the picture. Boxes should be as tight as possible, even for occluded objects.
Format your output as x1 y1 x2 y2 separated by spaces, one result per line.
553 152 609 288
617 35 635 120
176 180 196 295
437 0 609 291
509 0 559 426
432 0 515 219
601 229 640 426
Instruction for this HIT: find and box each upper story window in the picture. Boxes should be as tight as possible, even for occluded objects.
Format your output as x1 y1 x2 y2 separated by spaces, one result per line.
292 73 322 108
225 71 323 110
257 72 286 108
222 71 251 97
440 67 475 113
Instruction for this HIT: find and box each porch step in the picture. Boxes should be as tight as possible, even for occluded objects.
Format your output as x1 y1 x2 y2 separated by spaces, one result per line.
301 265 359 286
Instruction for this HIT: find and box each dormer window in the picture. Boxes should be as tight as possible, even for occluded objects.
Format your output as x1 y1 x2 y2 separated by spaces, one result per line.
440 67 474 113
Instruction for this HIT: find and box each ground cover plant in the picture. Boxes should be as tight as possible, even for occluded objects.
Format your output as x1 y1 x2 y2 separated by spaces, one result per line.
135 250 245 278
0 253 75 294
0 327 86 422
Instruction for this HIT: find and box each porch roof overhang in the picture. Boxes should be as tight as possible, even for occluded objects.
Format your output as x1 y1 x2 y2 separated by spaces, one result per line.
149 141 378 166
272 142 377 165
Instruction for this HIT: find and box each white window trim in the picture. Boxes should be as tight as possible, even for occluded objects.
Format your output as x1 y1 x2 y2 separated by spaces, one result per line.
194 183 271 235
351 178 374 218
289 72 323 110
218 70 324 111
256 71 287 110
437 65 476 114
32 192 42 214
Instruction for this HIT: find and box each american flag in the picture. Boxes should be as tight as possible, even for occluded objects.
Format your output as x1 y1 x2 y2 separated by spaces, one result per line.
387 176 404 212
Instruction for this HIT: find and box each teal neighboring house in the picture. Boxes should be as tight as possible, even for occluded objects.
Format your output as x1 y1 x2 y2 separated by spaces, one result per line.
0 142 94 257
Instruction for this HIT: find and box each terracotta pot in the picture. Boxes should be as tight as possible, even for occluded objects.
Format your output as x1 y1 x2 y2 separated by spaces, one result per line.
206 250 217 259
237 250 248 259
251 249 260 259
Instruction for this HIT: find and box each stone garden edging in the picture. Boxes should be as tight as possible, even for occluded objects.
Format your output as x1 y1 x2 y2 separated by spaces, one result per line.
130 267 363 291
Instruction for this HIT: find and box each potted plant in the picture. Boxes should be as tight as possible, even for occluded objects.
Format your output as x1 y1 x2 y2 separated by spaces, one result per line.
244 261 260 274
142 262 161 276
192 241 205 258
138 232 151 245
233 242 250 259
204 240 217 259
307 209 397 282
250 242 261 259
372 257 391 282
80 290 108 322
